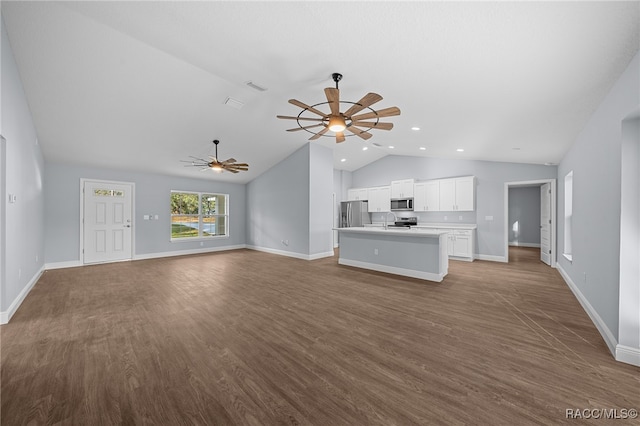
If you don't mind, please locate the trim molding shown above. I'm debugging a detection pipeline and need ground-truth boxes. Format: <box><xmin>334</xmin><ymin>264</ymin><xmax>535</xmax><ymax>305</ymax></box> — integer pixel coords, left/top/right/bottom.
<box><xmin>615</xmin><ymin>344</ymin><xmax>640</xmax><ymax>367</ymax></box>
<box><xmin>509</xmin><ymin>242</ymin><xmax>541</xmax><ymax>248</ymax></box>
<box><xmin>1</xmin><ymin>267</ymin><xmax>44</xmax><ymax>324</ymax></box>
<box><xmin>556</xmin><ymin>264</ymin><xmax>618</xmax><ymax>357</ymax></box>
<box><xmin>475</xmin><ymin>254</ymin><xmax>507</xmax><ymax>263</ymax></box>
<box><xmin>44</xmin><ymin>260</ymin><xmax>83</xmax><ymax>270</ymax></box>
<box><xmin>134</xmin><ymin>244</ymin><xmax>247</xmax><ymax>261</ymax></box>
<box><xmin>246</xmin><ymin>245</ymin><xmax>334</xmax><ymax>261</ymax></box>
<box><xmin>338</xmin><ymin>258</ymin><xmax>444</xmax><ymax>282</ymax></box>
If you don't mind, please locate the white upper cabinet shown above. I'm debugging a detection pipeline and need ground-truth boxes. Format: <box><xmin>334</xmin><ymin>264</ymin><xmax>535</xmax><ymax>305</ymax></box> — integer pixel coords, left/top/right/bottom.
<box><xmin>439</xmin><ymin>176</ymin><xmax>475</xmax><ymax>211</ymax></box>
<box><xmin>414</xmin><ymin>181</ymin><xmax>440</xmax><ymax>212</ymax></box>
<box><xmin>368</xmin><ymin>186</ymin><xmax>391</xmax><ymax>212</ymax></box>
<box><xmin>390</xmin><ymin>179</ymin><xmax>414</xmax><ymax>198</ymax></box>
<box><xmin>347</xmin><ymin>188</ymin><xmax>368</xmax><ymax>201</ymax></box>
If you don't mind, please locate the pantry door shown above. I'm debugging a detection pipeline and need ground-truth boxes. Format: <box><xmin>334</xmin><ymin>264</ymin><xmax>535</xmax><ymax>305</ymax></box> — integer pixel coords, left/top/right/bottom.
<box><xmin>82</xmin><ymin>180</ymin><xmax>133</xmax><ymax>264</ymax></box>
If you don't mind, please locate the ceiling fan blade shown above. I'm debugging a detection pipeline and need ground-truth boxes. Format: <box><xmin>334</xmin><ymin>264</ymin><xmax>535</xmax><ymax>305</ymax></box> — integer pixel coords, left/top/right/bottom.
<box><xmin>288</xmin><ymin>99</ymin><xmax>327</xmax><ymax>117</ymax></box>
<box><xmin>351</xmin><ymin>121</ymin><xmax>394</xmax><ymax>130</ymax></box>
<box><xmin>229</xmin><ymin>163</ymin><xmax>249</xmax><ymax>167</ymax></box>
<box><xmin>277</xmin><ymin>115</ymin><xmax>325</xmax><ymax>122</ymax></box>
<box><xmin>309</xmin><ymin>127</ymin><xmax>330</xmax><ymax>140</ymax></box>
<box><xmin>286</xmin><ymin>123</ymin><xmax>325</xmax><ymax>132</ymax></box>
<box><xmin>336</xmin><ymin>132</ymin><xmax>346</xmax><ymax>143</ymax></box>
<box><xmin>346</xmin><ymin>125</ymin><xmax>373</xmax><ymax>140</ymax></box>
<box><xmin>220</xmin><ymin>158</ymin><xmax>236</xmax><ymax>164</ymax></box>
<box><xmin>342</xmin><ymin>93</ymin><xmax>383</xmax><ymax>118</ymax></box>
<box><xmin>324</xmin><ymin>88</ymin><xmax>340</xmax><ymax>116</ymax></box>
<box><xmin>351</xmin><ymin>106</ymin><xmax>401</xmax><ymax>122</ymax></box>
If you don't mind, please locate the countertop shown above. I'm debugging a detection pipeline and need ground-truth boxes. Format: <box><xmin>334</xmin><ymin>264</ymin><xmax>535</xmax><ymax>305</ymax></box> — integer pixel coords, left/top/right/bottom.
<box><xmin>334</xmin><ymin>227</ymin><xmax>449</xmax><ymax>238</ymax></box>
<box><xmin>366</xmin><ymin>223</ymin><xmax>477</xmax><ymax>230</ymax></box>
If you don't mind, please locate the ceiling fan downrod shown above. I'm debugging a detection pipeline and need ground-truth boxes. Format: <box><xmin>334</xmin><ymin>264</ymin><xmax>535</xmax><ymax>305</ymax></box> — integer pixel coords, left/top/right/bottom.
<box><xmin>332</xmin><ymin>72</ymin><xmax>342</xmax><ymax>89</ymax></box>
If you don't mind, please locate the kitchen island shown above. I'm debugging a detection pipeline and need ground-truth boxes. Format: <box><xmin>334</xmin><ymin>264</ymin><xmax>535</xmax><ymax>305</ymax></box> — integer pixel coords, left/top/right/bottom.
<box><xmin>334</xmin><ymin>227</ymin><xmax>449</xmax><ymax>282</ymax></box>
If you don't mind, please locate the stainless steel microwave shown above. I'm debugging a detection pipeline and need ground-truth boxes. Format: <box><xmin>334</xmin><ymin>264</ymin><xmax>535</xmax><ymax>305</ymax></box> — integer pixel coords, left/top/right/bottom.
<box><xmin>390</xmin><ymin>198</ymin><xmax>414</xmax><ymax>211</ymax></box>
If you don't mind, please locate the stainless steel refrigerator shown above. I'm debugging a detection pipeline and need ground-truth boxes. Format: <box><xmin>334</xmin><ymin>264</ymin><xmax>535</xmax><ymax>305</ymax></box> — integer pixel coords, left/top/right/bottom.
<box><xmin>340</xmin><ymin>201</ymin><xmax>371</xmax><ymax>227</ymax></box>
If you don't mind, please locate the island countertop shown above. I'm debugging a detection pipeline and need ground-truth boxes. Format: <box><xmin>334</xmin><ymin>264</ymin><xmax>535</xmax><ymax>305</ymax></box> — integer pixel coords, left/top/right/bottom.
<box><xmin>333</xmin><ymin>227</ymin><xmax>449</xmax><ymax>237</ymax></box>
<box><xmin>334</xmin><ymin>227</ymin><xmax>449</xmax><ymax>282</ymax></box>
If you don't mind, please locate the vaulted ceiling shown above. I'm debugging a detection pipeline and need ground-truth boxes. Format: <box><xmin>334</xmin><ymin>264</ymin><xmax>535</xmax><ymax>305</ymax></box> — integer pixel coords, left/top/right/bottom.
<box><xmin>2</xmin><ymin>1</ymin><xmax>639</xmax><ymax>183</ymax></box>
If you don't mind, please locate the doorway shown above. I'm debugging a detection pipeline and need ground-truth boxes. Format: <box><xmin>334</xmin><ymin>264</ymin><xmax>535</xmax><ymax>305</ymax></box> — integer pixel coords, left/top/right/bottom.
<box><xmin>80</xmin><ymin>179</ymin><xmax>134</xmax><ymax>264</ymax></box>
<box><xmin>504</xmin><ymin>179</ymin><xmax>556</xmax><ymax>267</ymax></box>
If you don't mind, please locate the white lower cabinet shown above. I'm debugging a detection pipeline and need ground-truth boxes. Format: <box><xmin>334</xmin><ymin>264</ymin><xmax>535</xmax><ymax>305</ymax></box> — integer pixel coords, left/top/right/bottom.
<box><xmin>451</xmin><ymin>230</ymin><xmax>473</xmax><ymax>258</ymax></box>
<box><xmin>418</xmin><ymin>227</ymin><xmax>474</xmax><ymax>261</ymax></box>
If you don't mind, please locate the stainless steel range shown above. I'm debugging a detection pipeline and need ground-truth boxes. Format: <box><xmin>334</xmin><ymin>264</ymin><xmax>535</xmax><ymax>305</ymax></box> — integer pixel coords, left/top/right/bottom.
<box><xmin>388</xmin><ymin>216</ymin><xmax>418</xmax><ymax>228</ymax></box>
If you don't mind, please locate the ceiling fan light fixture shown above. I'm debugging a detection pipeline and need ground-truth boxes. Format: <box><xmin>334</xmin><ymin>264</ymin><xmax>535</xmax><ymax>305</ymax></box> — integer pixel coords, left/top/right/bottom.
<box><xmin>328</xmin><ymin>115</ymin><xmax>346</xmax><ymax>132</ymax></box>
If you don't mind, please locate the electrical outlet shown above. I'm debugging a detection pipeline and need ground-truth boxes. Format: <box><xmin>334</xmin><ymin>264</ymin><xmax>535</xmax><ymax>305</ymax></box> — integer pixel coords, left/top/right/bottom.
<box><xmin>281</xmin><ymin>239</ymin><xmax>289</xmax><ymax>246</ymax></box>
<box><xmin>444</xmin><ymin>216</ymin><xmax>448</xmax><ymax>221</ymax></box>
<box><xmin>35</xmin><ymin>254</ymin><xmax>38</xmax><ymax>262</ymax></box>
<box><xmin>200</xmin><ymin>242</ymin><xmax>204</xmax><ymax>247</ymax></box>
<box><xmin>18</xmin><ymin>268</ymin><xmax>21</xmax><ymax>279</ymax></box>
<box><xmin>154</xmin><ymin>215</ymin><xmax>159</xmax><ymax>220</ymax></box>
<box><xmin>583</xmin><ymin>272</ymin><xmax>587</xmax><ymax>283</ymax></box>
<box><xmin>459</xmin><ymin>216</ymin><xmax>463</xmax><ymax>220</ymax></box>
<box><xmin>374</xmin><ymin>248</ymin><xmax>379</xmax><ymax>255</ymax></box>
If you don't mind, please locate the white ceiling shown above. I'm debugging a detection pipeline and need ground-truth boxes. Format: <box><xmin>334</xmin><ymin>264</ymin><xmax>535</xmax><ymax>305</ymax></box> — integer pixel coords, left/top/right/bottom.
<box><xmin>2</xmin><ymin>1</ymin><xmax>639</xmax><ymax>183</ymax></box>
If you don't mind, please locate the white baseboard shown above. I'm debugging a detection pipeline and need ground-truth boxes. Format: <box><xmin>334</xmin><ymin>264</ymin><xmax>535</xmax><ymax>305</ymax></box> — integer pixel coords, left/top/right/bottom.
<box><xmin>475</xmin><ymin>254</ymin><xmax>507</xmax><ymax>263</ymax></box>
<box><xmin>44</xmin><ymin>260</ymin><xmax>82</xmax><ymax>270</ymax></box>
<box><xmin>615</xmin><ymin>344</ymin><xmax>640</xmax><ymax>367</ymax></box>
<box><xmin>1</xmin><ymin>266</ymin><xmax>44</xmax><ymax>324</ymax></box>
<box><xmin>44</xmin><ymin>245</ymin><xmax>247</xmax><ymax>270</ymax></box>
<box><xmin>246</xmin><ymin>245</ymin><xmax>334</xmax><ymax>261</ymax></box>
<box><xmin>556</xmin><ymin>264</ymin><xmax>618</xmax><ymax>357</ymax></box>
<box><xmin>134</xmin><ymin>244</ymin><xmax>247</xmax><ymax>261</ymax></box>
<box><xmin>338</xmin><ymin>258</ymin><xmax>445</xmax><ymax>282</ymax></box>
<box><xmin>509</xmin><ymin>242</ymin><xmax>541</xmax><ymax>248</ymax></box>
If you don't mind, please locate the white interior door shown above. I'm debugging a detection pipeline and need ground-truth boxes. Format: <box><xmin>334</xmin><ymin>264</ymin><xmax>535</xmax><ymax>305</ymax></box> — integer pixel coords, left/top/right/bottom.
<box><xmin>83</xmin><ymin>180</ymin><xmax>133</xmax><ymax>264</ymax></box>
<box><xmin>540</xmin><ymin>183</ymin><xmax>551</xmax><ymax>265</ymax></box>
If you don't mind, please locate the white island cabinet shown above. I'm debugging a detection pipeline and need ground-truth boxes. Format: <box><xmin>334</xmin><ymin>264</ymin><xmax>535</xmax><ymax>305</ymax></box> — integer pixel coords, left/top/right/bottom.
<box><xmin>334</xmin><ymin>227</ymin><xmax>449</xmax><ymax>282</ymax></box>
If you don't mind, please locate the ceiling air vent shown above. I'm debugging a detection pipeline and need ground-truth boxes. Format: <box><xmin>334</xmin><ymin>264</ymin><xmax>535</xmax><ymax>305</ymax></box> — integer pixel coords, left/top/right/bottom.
<box><xmin>245</xmin><ymin>81</ymin><xmax>268</xmax><ymax>92</ymax></box>
<box><xmin>224</xmin><ymin>97</ymin><xmax>244</xmax><ymax>110</ymax></box>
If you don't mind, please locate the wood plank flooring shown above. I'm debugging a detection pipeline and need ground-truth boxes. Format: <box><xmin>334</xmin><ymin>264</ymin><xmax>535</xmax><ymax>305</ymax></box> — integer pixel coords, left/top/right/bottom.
<box><xmin>1</xmin><ymin>247</ymin><xmax>638</xmax><ymax>425</ymax></box>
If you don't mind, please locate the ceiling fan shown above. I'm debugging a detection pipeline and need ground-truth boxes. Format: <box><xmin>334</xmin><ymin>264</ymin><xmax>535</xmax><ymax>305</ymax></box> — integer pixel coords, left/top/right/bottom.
<box><xmin>181</xmin><ymin>139</ymin><xmax>249</xmax><ymax>174</ymax></box>
<box><xmin>277</xmin><ymin>73</ymin><xmax>401</xmax><ymax>143</ymax></box>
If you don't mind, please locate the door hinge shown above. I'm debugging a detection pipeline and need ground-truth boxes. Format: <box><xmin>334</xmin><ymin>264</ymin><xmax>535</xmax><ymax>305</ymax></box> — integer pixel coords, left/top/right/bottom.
<box><xmin>549</xmin><ymin>250</ymin><xmax>551</xmax><ymax>254</ymax></box>
<box><xmin>549</xmin><ymin>219</ymin><xmax>551</xmax><ymax>224</ymax></box>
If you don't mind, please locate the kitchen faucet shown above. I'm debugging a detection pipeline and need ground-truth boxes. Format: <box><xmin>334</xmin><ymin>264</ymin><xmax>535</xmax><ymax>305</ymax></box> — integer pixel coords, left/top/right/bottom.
<box><xmin>384</xmin><ymin>211</ymin><xmax>397</xmax><ymax>229</ymax></box>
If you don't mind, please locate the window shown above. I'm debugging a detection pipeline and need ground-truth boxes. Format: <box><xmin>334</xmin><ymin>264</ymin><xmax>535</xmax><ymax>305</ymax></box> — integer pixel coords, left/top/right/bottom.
<box><xmin>563</xmin><ymin>171</ymin><xmax>573</xmax><ymax>261</ymax></box>
<box><xmin>170</xmin><ymin>191</ymin><xmax>228</xmax><ymax>240</ymax></box>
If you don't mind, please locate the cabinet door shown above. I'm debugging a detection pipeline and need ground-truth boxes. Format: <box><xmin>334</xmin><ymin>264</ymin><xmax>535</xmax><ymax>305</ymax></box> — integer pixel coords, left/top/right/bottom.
<box><xmin>390</xmin><ymin>181</ymin><xmax>403</xmax><ymax>199</ymax></box>
<box><xmin>401</xmin><ymin>179</ymin><xmax>414</xmax><ymax>198</ymax></box>
<box><xmin>454</xmin><ymin>177</ymin><xmax>474</xmax><ymax>211</ymax></box>
<box><xmin>357</xmin><ymin>188</ymin><xmax>369</xmax><ymax>201</ymax></box>
<box><xmin>367</xmin><ymin>188</ymin><xmax>379</xmax><ymax>212</ymax></box>
<box><xmin>425</xmin><ymin>181</ymin><xmax>440</xmax><ymax>211</ymax></box>
<box><xmin>439</xmin><ymin>179</ymin><xmax>455</xmax><ymax>211</ymax></box>
<box><xmin>452</xmin><ymin>231</ymin><xmax>472</xmax><ymax>257</ymax></box>
<box><xmin>413</xmin><ymin>183</ymin><xmax>427</xmax><ymax>212</ymax></box>
<box><xmin>347</xmin><ymin>189</ymin><xmax>358</xmax><ymax>201</ymax></box>
<box><xmin>377</xmin><ymin>186</ymin><xmax>390</xmax><ymax>212</ymax></box>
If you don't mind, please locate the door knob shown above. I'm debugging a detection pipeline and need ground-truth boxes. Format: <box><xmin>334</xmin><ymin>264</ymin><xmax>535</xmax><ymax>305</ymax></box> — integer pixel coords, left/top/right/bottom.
<box><xmin>124</xmin><ymin>225</ymin><xmax>131</xmax><ymax>228</ymax></box>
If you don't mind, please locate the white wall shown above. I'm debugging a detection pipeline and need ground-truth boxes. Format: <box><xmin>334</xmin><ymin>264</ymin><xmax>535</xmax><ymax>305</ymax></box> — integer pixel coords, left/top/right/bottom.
<box><xmin>557</xmin><ymin>51</ymin><xmax>639</xmax><ymax>354</ymax></box>
<box><xmin>351</xmin><ymin>156</ymin><xmax>556</xmax><ymax>260</ymax></box>
<box><xmin>618</xmin><ymin>112</ymin><xmax>639</xmax><ymax>365</ymax></box>
<box><xmin>508</xmin><ymin>186</ymin><xmax>541</xmax><ymax>246</ymax></box>
<box><xmin>308</xmin><ymin>144</ymin><xmax>333</xmax><ymax>256</ymax></box>
<box><xmin>44</xmin><ymin>162</ymin><xmax>247</xmax><ymax>266</ymax></box>
<box><xmin>1</xmin><ymin>16</ymin><xmax>45</xmax><ymax>321</ymax></box>
<box><xmin>246</xmin><ymin>143</ymin><xmax>333</xmax><ymax>259</ymax></box>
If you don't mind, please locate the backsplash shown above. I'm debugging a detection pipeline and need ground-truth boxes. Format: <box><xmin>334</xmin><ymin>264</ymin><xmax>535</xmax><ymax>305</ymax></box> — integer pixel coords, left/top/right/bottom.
<box><xmin>371</xmin><ymin>211</ymin><xmax>477</xmax><ymax>224</ymax></box>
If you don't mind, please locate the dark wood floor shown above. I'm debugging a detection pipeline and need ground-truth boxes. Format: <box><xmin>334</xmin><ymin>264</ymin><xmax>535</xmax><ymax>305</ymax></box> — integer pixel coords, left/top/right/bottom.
<box><xmin>1</xmin><ymin>247</ymin><xmax>638</xmax><ymax>425</ymax></box>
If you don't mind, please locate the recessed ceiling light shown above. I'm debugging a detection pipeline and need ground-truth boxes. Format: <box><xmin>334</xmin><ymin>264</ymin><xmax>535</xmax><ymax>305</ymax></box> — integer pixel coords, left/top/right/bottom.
<box><xmin>389</xmin><ymin>146</ymin><xmax>394</xmax><ymax>149</ymax></box>
<box><xmin>340</xmin><ymin>158</ymin><xmax>346</xmax><ymax>162</ymax></box>
<box><xmin>411</xmin><ymin>127</ymin><xmax>420</xmax><ymax>131</ymax></box>
<box><xmin>512</xmin><ymin>147</ymin><xmax>521</xmax><ymax>151</ymax></box>
<box><xmin>419</xmin><ymin>147</ymin><xmax>426</xmax><ymax>150</ymax></box>
<box><xmin>456</xmin><ymin>148</ymin><xmax>464</xmax><ymax>152</ymax></box>
<box><xmin>362</xmin><ymin>147</ymin><xmax>368</xmax><ymax>151</ymax></box>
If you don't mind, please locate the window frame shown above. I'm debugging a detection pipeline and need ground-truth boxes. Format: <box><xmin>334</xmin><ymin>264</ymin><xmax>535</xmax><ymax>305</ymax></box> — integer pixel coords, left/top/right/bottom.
<box><xmin>170</xmin><ymin>190</ymin><xmax>230</xmax><ymax>242</ymax></box>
